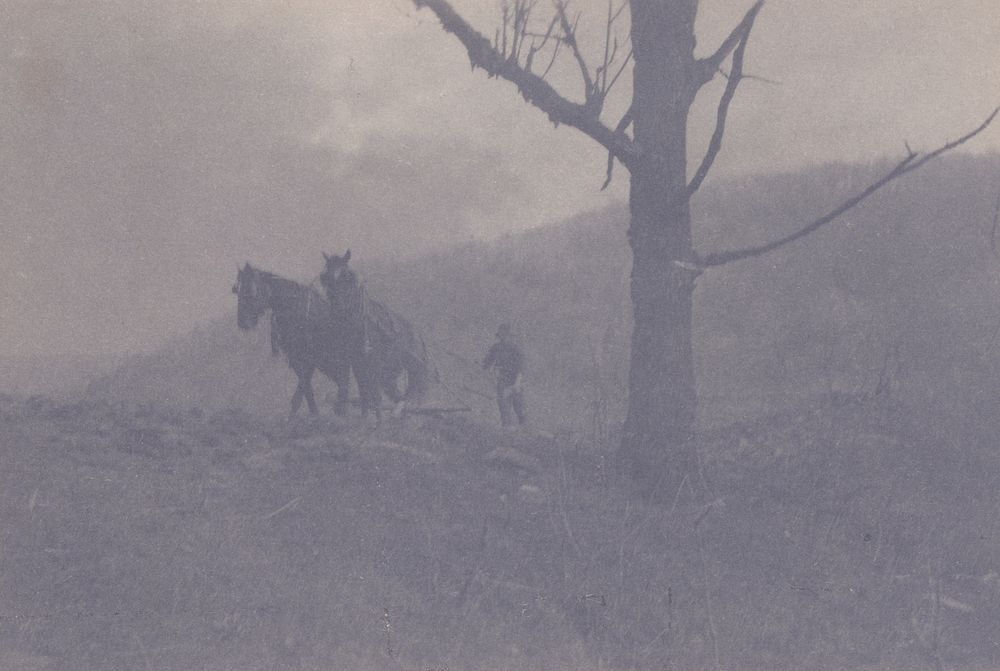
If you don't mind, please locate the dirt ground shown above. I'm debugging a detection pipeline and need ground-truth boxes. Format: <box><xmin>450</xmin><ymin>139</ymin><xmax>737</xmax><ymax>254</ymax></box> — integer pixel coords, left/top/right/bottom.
<box><xmin>2</xmin><ymin>394</ymin><xmax>999</xmax><ymax>670</ymax></box>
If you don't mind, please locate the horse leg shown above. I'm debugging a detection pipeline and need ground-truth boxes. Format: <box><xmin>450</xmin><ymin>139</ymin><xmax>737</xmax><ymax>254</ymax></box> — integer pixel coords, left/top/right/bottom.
<box><xmin>353</xmin><ymin>356</ymin><xmax>372</xmax><ymax>419</ymax></box>
<box><xmin>367</xmin><ymin>370</ymin><xmax>383</xmax><ymax>424</ymax></box>
<box><xmin>290</xmin><ymin>378</ymin><xmax>305</xmax><ymax>418</ymax></box>
<box><xmin>290</xmin><ymin>364</ymin><xmax>315</xmax><ymax>418</ymax></box>
<box><xmin>383</xmin><ymin>365</ymin><xmax>406</xmax><ymax>418</ymax></box>
<box><xmin>374</xmin><ymin>350</ymin><xmax>406</xmax><ymax>418</ymax></box>
<box><xmin>334</xmin><ymin>360</ymin><xmax>351</xmax><ymax>416</ymax></box>
<box><xmin>374</xmin><ymin>382</ymin><xmax>383</xmax><ymax>424</ymax></box>
<box><xmin>302</xmin><ymin>367</ymin><xmax>318</xmax><ymax>414</ymax></box>
<box><xmin>363</xmin><ymin>355</ymin><xmax>383</xmax><ymax>424</ymax></box>
<box><xmin>403</xmin><ymin>359</ymin><xmax>429</xmax><ymax>406</ymax></box>
<box><xmin>393</xmin><ymin>352</ymin><xmax>430</xmax><ymax>418</ymax></box>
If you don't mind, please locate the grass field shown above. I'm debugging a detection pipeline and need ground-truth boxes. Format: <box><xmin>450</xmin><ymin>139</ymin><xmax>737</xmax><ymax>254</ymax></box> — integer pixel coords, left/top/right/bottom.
<box><xmin>2</xmin><ymin>391</ymin><xmax>999</xmax><ymax>670</ymax></box>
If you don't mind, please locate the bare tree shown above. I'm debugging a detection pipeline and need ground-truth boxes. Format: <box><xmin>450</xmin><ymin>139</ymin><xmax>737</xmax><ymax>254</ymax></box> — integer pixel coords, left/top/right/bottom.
<box><xmin>409</xmin><ymin>0</ymin><xmax>997</xmax><ymax>494</ymax></box>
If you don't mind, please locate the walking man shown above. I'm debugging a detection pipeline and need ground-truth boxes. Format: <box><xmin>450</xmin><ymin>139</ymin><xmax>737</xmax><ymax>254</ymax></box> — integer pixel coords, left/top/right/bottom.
<box><xmin>483</xmin><ymin>323</ymin><xmax>527</xmax><ymax>427</ymax></box>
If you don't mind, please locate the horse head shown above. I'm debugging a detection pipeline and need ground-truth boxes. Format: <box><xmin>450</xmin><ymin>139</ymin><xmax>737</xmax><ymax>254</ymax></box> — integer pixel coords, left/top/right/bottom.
<box><xmin>319</xmin><ymin>249</ymin><xmax>355</xmax><ymax>303</ymax></box>
<box><xmin>234</xmin><ymin>262</ymin><xmax>269</xmax><ymax>330</ymax></box>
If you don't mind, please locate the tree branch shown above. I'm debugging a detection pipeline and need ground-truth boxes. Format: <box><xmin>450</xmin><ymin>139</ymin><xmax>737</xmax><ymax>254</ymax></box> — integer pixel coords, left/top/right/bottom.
<box><xmin>554</xmin><ymin>1</ymin><xmax>597</xmax><ymax>107</ymax></box>
<box><xmin>687</xmin><ymin>11</ymin><xmax>755</xmax><ymax>196</ymax></box>
<box><xmin>554</xmin><ymin>0</ymin><xmax>604</xmax><ymax>116</ymax></box>
<box><xmin>697</xmin><ymin>0</ymin><xmax>764</xmax><ymax>85</ymax></box>
<box><xmin>595</xmin><ymin>2</ymin><xmax>631</xmax><ymax>101</ymax></box>
<box><xmin>600</xmin><ymin>0</ymin><xmax>614</xmax><ymax>94</ymax></box>
<box><xmin>602</xmin><ymin>103</ymin><xmax>634</xmax><ymax>190</ymax></box>
<box><xmin>510</xmin><ymin>0</ymin><xmax>536</xmax><ymax>65</ymax></box>
<box><xmin>411</xmin><ymin>0</ymin><xmax>637</xmax><ymax>168</ymax></box>
<box><xmin>716</xmin><ymin>66</ymin><xmax>781</xmax><ymax>86</ymax></box>
<box><xmin>524</xmin><ymin>13</ymin><xmax>559</xmax><ymax>72</ymax></box>
<box><xmin>604</xmin><ymin>47</ymin><xmax>633</xmax><ymax>98</ymax></box>
<box><xmin>696</xmin><ymin>107</ymin><xmax>999</xmax><ymax>268</ymax></box>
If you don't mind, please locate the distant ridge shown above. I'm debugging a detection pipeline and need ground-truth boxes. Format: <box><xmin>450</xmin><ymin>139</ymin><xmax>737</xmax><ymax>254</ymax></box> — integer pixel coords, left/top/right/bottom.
<box><xmin>0</xmin><ymin>352</ymin><xmax>128</xmax><ymax>400</ymax></box>
<box><xmin>88</xmin><ymin>154</ymin><xmax>1000</xmax><ymax>429</ymax></box>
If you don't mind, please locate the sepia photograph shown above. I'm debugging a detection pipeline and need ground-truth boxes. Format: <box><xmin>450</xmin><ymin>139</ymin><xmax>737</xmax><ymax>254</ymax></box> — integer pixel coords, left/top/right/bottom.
<box><xmin>2</xmin><ymin>1</ymin><xmax>1000</xmax><ymax>668</ymax></box>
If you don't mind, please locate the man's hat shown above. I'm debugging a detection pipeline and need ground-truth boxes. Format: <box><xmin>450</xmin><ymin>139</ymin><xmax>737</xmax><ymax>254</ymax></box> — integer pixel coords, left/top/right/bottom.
<box><xmin>496</xmin><ymin>322</ymin><xmax>512</xmax><ymax>338</ymax></box>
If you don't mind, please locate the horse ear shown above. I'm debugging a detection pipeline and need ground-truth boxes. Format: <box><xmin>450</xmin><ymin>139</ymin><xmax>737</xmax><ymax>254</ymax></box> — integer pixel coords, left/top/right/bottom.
<box><xmin>322</xmin><ymin>252</ymin><xmax>330</xmax><ymax>262</ymax></box>
<box><xmin>344</xmin><ymin>249</ymin><xmax>351</xmax><ymax>262</ymax></box>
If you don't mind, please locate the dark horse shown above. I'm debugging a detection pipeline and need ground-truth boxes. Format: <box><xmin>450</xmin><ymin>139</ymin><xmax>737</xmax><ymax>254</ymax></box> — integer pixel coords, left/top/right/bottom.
<box><xmin>319</xmin><ymin>250</ymin><xmax>435</xmax><ymax>420</ymax></box>
<box><xmin>233</xmin><ymin>262</ymin><xmax>351</xmax><ymax>417</ymax></box>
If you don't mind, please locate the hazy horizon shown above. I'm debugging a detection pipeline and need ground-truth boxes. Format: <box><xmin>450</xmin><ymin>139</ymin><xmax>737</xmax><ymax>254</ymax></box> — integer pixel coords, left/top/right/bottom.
<box><xmin>3</xmin><ymin>0</ymin><xmax>999</xmax><ymax>358</ymax></box>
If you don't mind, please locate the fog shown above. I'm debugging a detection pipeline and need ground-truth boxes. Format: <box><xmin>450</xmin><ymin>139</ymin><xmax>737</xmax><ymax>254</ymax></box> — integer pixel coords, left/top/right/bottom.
<box><xmin>2</xmin><ymin>0</ymin><xmax>998</xmax><ymax>358</ymax></box>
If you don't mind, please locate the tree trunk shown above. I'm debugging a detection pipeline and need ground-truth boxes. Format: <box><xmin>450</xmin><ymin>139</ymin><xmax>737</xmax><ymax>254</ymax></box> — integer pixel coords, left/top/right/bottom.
<box><xmin>620</xmin><ymin>0</ymin><xmax>699</xmax><ymax>497</ymax></box>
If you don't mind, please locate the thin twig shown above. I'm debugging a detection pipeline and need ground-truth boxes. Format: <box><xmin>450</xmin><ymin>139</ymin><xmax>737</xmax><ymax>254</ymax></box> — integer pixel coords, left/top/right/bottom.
<box><xmin>554</xmin><ymin>0</ymin><xmax>595</xmax><ymax>103</ymax></box>
<box><xmin>697</xmin><ymin>0</ymin><xmax>765</xmax><ymax>84</ymax></box>
<box><xmin>540</xmin><ymin>34</ymin><xmax>563</xmax><ymax>79</ymax></box>
<box><xmin>525</xmin><ymin>13</ymin><xmax>559</xmax><ymax>72</ymax></box>
<box><xmin>716</xmin><ymin>66</ymin><xmax>781</xmax><ymax>86</ymax></box>
<box><xmin>610</xmin><ymin>0</ymin><xmax>628</xmax><ymax>24</ymax></box>
<box><xmin>499</xmin><ymin>2</ymin><xmax>509</xmax><ymax>58</ymax></box>
<box><xmin>603</xmin><ymin>46</ymin><xmax>632</xmax><ymax>98</ymax></box>
<box><xmin>511</xmin><ymin>0</ymin><xmax>533</xmax><ymax>64</ymax></box>
<box><xmin>600</xmin><ymin>0</ymin><xmax>613</xmax><ymax>94</ymax></box>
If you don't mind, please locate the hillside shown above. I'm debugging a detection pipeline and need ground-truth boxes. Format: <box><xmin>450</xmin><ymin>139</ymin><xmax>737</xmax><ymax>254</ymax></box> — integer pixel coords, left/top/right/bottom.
<box><xmin>88</xmin><ymin>154</ymin><xmax>1000</xmax><ymax>438</ymax></box>
<box><xmin>0</xmin><ymin>353</ymin><xmax>127</xmax><ymax>401</ymax></box>
<box><xmin>3</xmin><ymin>387</ymin><xmax>1000</xmax><ymax>670</ymax></box>
<box><xmin>8</xmin><ymin>154</ymin><xmax>1000</xmax><ymax>670</ymax></box>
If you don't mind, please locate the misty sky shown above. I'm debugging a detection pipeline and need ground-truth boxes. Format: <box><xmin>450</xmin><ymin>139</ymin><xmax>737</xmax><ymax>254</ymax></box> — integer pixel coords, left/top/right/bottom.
<box><xmin>2</xmin><ymin>0</ymin><xmax>998</xmax><ymax>357</ymax></box>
